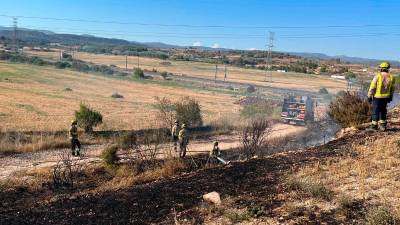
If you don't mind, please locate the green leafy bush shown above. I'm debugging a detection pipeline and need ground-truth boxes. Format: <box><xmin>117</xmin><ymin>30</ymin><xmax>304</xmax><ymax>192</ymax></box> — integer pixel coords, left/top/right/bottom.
<box><xmin>246</xmin><ymin>85</ymin><xmax>256</xmax><ymax>93</ymax></box>
<box><xmin>174</xmin><ymin>97</ymin><xmax>203</xmax><ymax>127</ymax></box>
<box><xmin>74</xmin><ymin>103</ymin><xmax>103</xmax><ymax>133</ymax></box>
<box><xmin>328</xmin><ymin>92</ymin><xmax>372</xmax><ymax>128</ymax></box>
<box><xmin>101</xmin><ymin>145</ymin><xmax>119</xmax><ymax>167</ymax></box>
<box><xmin>319</xmin><ymin>87</ymin><xmax>329</xmax><ymax>94</ymax></box>
<box><xmin>111</xmin><ymin>92</ymin><xmax>124</xmax><ymax>98</ymax></box>
<box><xmin>134</xmin><ymin>68</ymin><xmax>145</xmax><ymax>79</ymax></box>
<box><xmin>160</xmin><ymin>71</ymin><xmax>168</xmax><ymax>79</ymax></box>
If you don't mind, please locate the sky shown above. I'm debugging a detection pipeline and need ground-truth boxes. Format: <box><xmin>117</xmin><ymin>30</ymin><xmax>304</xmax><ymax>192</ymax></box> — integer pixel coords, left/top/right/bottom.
<box><xmin>0</xmin><ymin>0</ymin><xmax>399</xmax><ymax>60</ymax></box>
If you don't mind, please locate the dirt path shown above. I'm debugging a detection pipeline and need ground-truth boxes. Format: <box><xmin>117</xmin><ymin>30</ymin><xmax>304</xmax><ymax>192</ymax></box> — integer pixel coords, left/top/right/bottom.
<box><xmin>0</xmin><ymin>124</ymin><xmax>306</xmax><ymax>181</ymax></box>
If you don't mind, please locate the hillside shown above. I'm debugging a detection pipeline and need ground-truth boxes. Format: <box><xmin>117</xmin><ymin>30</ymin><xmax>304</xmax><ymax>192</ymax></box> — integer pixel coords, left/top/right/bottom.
<box><xmin>0</xmin><ymin>61</ymin><xmax>237</xmax><ymax>131</ymax></box>
<box><xmin>2</xmin><ymin>107</ymin><xmax>400</xmax><ymax>224</ymax></box>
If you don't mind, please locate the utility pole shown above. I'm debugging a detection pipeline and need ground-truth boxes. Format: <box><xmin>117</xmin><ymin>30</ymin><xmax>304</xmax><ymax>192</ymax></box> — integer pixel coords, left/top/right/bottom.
<box><xmin>224</xmin><ymin>64</ymin><xmax>227</xmax><ymax>81</ymax></box>
<box><xmin>138</xmin><ymin>53</ymin><xmax>140</xmax><ymax>69</ymax></box>
<box><xmin>214</xmin><ymin>64</ymin><xmax>218</xmax><ymax>82</ymax></box>
<box><xmin>125</xmin><ymin>55</ymin><xmax>128</xmax><ymax>71</ymax></box>
<box><xmin>265</xmin><ymin>31</ymin><xmax>275</xmax><ymax>82</ymax></box>
<box><xmin>12</xmin><ymin>17</ymin><xmax>18</xmax><ymax>53</ymax></box>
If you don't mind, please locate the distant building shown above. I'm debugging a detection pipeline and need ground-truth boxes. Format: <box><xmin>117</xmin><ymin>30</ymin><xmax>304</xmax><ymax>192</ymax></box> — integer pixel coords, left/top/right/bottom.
<box><xmin>277</xmin><ymin>70</ymin><xmax>286</xmax><ymax>73</ymax></box>
<box><xmin>331</xmin><ymin>75</ymin><xmax>346</xmax><ymax>80</ymax></box>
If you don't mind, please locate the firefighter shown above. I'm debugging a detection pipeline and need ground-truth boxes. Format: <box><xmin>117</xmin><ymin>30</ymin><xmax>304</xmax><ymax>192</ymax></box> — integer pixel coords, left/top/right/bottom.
<box><xmin>368</xmin><ymin>61</ymin><xmax>395</xmax><ymax>131</ymax></box>
<box><xmin>178</xmin><ymin>123</ymin><xmax>188</xmax><ymax>158</ymax></box>
<box><xmin>210</xmin><ymin>141</ymin><xmax>221</xmax><ymax>158</ymax></box>
<box><xmin>69</xmin><ymin>120</ymin><xmax>81</xmax><ymax>156</ymax></box>
<box><xmin>209</xmin><ymin>141</ymin><xmax>229</xmax><ymax>165</ymax></box>
<box><xmin>171</xmin><ymin>120</ymin><xmax>180</xmax><ymax>151</ymax></box>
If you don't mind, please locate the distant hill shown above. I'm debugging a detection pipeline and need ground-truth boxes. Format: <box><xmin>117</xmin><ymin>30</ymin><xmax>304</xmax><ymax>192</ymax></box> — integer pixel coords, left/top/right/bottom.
<box><xmin>289</xmin><ymin>52</ymin><xmax>399</xmax><ymax>67</ymax></box>
<box><xmin>0</xmin><ymin>26</ymin><xmax>395</xmax><ymax>66</ymax></box>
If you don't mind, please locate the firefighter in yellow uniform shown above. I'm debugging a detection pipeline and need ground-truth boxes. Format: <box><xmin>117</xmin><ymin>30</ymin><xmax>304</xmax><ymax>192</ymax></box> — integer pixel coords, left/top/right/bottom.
<box><xmin>178</xmin><ymin>123</ymin><xmax>188</xmax><ymax>158</ymax></box>
<box><xmin>368</xmin><ymin>61</ymin><xmax>395</xmax><ymax>131</ymax></box>
<box><xmin>69</xmin><ymin>120</ymin><xmax>81</xmax><ymax>156</ymax></box>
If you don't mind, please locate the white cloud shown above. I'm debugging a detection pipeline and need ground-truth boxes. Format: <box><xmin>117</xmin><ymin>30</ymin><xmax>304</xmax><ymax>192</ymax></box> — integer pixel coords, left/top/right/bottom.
<box><xmin>192</xmin><ymin>41</ymin><xmax>202</xmax><ymax>47</ymax></box>
<box><xmin>248</xmin><ymin>47</ymin><xmax>257</xmax><ymax>51</ymax></box>
<box><xmin>211</xmin><ymin>43</ymin><xmax>220</xmax><ymax>49</ymax></box>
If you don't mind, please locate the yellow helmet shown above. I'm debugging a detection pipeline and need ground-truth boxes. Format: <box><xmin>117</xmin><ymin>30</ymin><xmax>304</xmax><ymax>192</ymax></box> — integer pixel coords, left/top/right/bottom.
<box><xmin>379</xmin><ymin>61</ymin><xmax>390</xmax><ymax>70</ymax></box>
<box><xmin>213</xmin><ymin>141</ymin><xmax>219</xmax><ymax>146</ymax></box>
<box><xmin>71</xmin><ymin>120</ymin><xmax>77</xmax><ymax>125</ymax></box>
<box><xmin>182</xmin><ymin>123</ymin><xmax>186</xmax><ymax>128</ymax></box>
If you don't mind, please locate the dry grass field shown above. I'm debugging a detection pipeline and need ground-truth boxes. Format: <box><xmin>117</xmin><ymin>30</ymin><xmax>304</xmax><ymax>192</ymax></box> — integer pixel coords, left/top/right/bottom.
<box><xmin>0</xmin><ymin>61</ymin><xmax>238</xmax><ymax>131</ymax></box>
<box><xmin>27</xmin><ymin>50</ymin><xmax>347</xmax><ymax>94</ymax></box>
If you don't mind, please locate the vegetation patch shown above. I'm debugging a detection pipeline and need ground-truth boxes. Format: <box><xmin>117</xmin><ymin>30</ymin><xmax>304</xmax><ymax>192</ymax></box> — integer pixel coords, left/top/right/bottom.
<box><xmin>285</xmin><ymin>176</ymin><xmax>334</xmax><ymax>201</ymax></box>
<box><xmin>328</xmin><ymin>91</ymin><xmax>371</xmax><ymax>127</ymax></box>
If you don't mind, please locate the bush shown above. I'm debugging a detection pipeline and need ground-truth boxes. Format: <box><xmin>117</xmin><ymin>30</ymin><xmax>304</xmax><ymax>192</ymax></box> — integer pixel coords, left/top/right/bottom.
<box><xmin>174</xmin><ymin>97</ymin><xmax>203</xmax><ymax>127</ymax></box>
<box><xmin>55</xmin><ymin>61</ymin><xmax>71</xmax><ymax>69</ymax></box>
<box><xmin>134</xmin><ymin>68</ymin><xmax>145</xmax><ymax>79</ymax></box>
<box><xmin>345</xmin><ymin>72</ymin><xmax>356</xmax><ymax>80</ymax></box>
<box><xmin>111</xmin><ymin>92</ymin><xmax>124</xmax><ymax>98</ymax></box>
<box><xmin>239</xmin><ymin>118</ymin><xmax>271</xmax><ymax>158</ymax></box>
<box><xmin>64</xmin><ymin>87</ymin><xmax>72</xmax><ymax>92</ymax></box>
<box><xmin>366</xmin><ymin>206</ymin><xmax>400</xmax><ymax>225</ymax></box>
<box><xmin>74</xmin><ymin>103</ymin><xmax>103</xmax><ymax>133</ymax></box>
<box><xmin>319</xmin><ymin>87</ymin><xmax>329</xmax><ymax>94</ymax></box>
<box><xmin>246</xmin><ymin>85</ymin><xmax>256</xmax><ymax>93</ymax></box>
<box><xmin>336</xmin><ymin>90</ymin><xmax>346</xmax><ymax>97</ymax></box>
<box><xmin>160</xmin><ymin>71</ymin><xmax>168</xmax><ymax>79</ymax></box>
<box><xmin>101</xmin><ymin>145</ymin><xmax>119</xmax><ymax>167</ymax></box>
<box><xmin>328</xmin><ymin>92</ymin><xmax>372</xmax><ymax>127</ymax></box>
<box><xmin>286</xmin><ymin>177</ymin><xmax>334</xmax><ymax>201</ymax></box>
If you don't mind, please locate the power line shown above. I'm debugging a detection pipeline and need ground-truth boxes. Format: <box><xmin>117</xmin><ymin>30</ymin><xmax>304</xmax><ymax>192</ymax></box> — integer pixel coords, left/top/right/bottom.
<box><xmin>6</xmin><ymin>25</ymin><xmax>400</xmax><ymax>40</ymax></box>
<box><xmin>2</xmin><ymin>14</ymin><xmax>400</xmax><ymax>29</ymax></box>
<box><xmin>265</xmin><ymin>32</ymin><xmax>274</xmax><ymax>82</ymax></box>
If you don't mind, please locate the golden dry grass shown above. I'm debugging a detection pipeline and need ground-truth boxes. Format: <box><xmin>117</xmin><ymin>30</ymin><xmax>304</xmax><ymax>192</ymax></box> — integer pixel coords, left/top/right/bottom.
<box><xmin>0</xmin><ymin>61</ymin><xmax>237</xmax><ymax>131</ymax></box>
<box><xmin>26</xmin><ymin>50</ymin><xmax>347</xmax><ymax>94</ymax></box>
<box><xmin>291</xmin><ymin>133</ymin><xmax>400</xmax><ymax>213</ymax></box>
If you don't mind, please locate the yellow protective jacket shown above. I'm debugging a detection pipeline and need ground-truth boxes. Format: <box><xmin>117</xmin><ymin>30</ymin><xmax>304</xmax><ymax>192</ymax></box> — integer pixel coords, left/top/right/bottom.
<box><xmin>368</xmin><ymin>72</ymin><xmax>395</xmax><ymax>98</ymax></box>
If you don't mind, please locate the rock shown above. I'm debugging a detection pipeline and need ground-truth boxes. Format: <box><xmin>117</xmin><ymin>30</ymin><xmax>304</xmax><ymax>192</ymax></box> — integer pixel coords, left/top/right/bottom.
<box><xmin>203</xmin><ymin>192</ymin><xmax>221</xmax><ymax>205</ymax></box>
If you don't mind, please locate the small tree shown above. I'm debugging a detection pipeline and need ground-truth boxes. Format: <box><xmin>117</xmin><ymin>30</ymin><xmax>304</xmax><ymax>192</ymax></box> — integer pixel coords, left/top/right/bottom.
<box><xmin>175</xmin><ymin>97</ymin><xmax>203</xmax><ymax>127</ymax></box>
<box><xmin>154</xmin><ymin>96</ymin><xmax>203</xmax><ymax>128</ymax></box>
<box><xmin>134</xmin><ymin>68</ymin><xmax>145</xmax><ymax>79</ymax></box>
<box><xmin>328</xmin><ymin>92</ymin><xmax>371</xmax><ymax>128</ymax></box>
<box><xmin>240</xmin><ymin>119</ymin><xmax>271</xmax><ymax>158</ymax></box>
<box><xmin>75</xmin><ymin>103</ymin><xmax>103</xmax><ymax>133</ymax></box>
<box><xmin>154</xmin><ymin>96</ymin><xmax>176</xmax><ymax>129</ymax></box>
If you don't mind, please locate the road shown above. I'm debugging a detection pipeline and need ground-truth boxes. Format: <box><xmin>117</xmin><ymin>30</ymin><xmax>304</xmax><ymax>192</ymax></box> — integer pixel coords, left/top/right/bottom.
<box><xmin>0</xmin><ymin>124</ymin><xmax>307</xmax><ymax>181</ymax></box>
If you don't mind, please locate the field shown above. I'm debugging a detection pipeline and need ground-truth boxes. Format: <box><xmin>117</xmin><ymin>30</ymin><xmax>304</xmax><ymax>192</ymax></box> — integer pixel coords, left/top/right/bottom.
<box><xmin>27</xmin><ymin>50</ymin><xmax>347</xmax><ymax>94</ymax></box>
<box><xmin>0</xmin><ymin>61</ymin><xmax>238</xmax><ymax>131</ymax></box>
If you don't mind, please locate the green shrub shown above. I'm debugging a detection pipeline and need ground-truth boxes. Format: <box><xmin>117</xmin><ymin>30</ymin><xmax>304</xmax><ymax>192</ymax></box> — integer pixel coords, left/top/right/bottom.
<box><xmin>286</xmin><ymin>177</ymin><xmax>334</xmax><ymax>201</ymax></box>
<box><xmin>134</xmin><ymin>68</ymin><xmax>145</xmax><ymax>79</ymax></box>
<box><xmin>74</xmin><ymin>103</ymin><xmax>103</xmax><ymax>133</ymax></box>
<box><xmin>328</xmin><ymin>91</ymin><xmax>372</xmax><ymax>127</ymax></box>
<box><xmin>111</xmin><ymin>92</ymin><xmax>124</xmax><ymax>98</ymax></box>
<box><xmin>55</xmin><ymin>61</ymin><xmax>71</xmax><ymax>69</ymax></box>
<box><xmin>160</xmin><ymin>71</ymin><xmax>168</xmax><ymax>79</ymax></box>
<box><xmin>174</xmin><ymin>97</ymin><xmax>203</xmax><ymax>127</ymax></box>
<box><xmin>64</xmin><ymin>87</ymin><xmax>73</xmax><ymax>91</ymax></box>
<box><xmin>336</xmin><ymin>90</ymin><xmax>346</xmax><ymax>97</ymax></box>
<box><xmin>319</xmin><ymin>87</ymin><xmax>329</xmax><ymax>94</ymax></box>
<box><xmin>366</xmin><ymin>206</ymin><xmax>400</xmax><ymax>225</ymax></box>
<box><xmin>246</xmin><ymin>85</ymin><xmax>256</xmax><ymax>93</ymax></box>
<box><xmin>101</xmin><ymin>145</ymin><xmax>119</xmax><ymax>166</ymax></box>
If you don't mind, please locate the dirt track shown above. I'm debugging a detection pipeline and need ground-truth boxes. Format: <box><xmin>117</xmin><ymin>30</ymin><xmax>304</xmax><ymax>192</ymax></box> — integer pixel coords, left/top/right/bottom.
<box><xmin>0</xmin><ymin>124</ymin><xmax>306</xmax><ymax>181</ymax></box>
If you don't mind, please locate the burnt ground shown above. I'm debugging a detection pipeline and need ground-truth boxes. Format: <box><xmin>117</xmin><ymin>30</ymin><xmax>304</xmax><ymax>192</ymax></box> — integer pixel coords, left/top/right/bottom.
<box><xmin>0</xmin><ymin>126</ymin><xmax>397</xmax><ymax>225</ymax></box>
